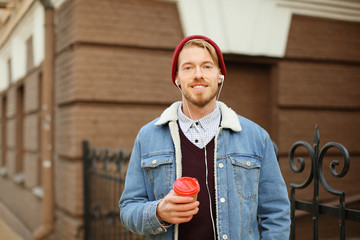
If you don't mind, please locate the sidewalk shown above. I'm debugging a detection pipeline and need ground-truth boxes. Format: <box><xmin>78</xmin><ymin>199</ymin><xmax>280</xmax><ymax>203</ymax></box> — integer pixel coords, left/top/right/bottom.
<box><xmin>0</xmin><ymin>218</ymin><xmax>23</xmax><ymax>240</ymax></box>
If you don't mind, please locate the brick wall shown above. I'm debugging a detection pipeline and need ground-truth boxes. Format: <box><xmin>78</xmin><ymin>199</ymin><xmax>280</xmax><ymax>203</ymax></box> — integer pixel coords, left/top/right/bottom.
<box><xmin>220</xmin><ymin>62</ymin><xmax>272</xmax><ymax>132</ymax></box>
<box><xmin>56</xmin><ymin>45</ymin><xmax>177</xmax><ymax>105</ymax></box>
<box><xmin>286</xmin><ymin>14</ymin><xmax>360</xmax><ymax>62</ymax></box>
<box><xmin>75</xmin><ymin>0</ymin><xmax>182</xmax><ymax>48</ymax></box>
<box><xmin>279</xmin><ymin>15</ymin><xmax>360</xmax><ymax>203</ymax></box>
<box><xmin>53</xmin><ymin>0</ymin><xmax>184</xmax><ymax>238</ymax></box>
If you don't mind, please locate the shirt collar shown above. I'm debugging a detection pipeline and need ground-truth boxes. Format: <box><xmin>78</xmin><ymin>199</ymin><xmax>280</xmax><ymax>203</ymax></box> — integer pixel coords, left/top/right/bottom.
<box><xmin>155</xmin><ymin>101</ymin><xmax>242</xmax><ymax>133</ymax></box>
<box><xmin>177</xmin><ymin>103</ymin><xmax>221</xmax><ymax>133</ymax></box>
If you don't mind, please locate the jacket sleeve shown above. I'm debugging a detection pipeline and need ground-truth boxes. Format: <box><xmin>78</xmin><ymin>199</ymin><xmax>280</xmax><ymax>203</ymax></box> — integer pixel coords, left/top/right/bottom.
<box><xmin>257</xmin><ymin>134</ymin><xmax>291</xmax><ymax>239</ymax></box>
<box><xmin>119</xmin><ymin>134</ymin><xmax>168</xmax><ymax>235</ymax></box>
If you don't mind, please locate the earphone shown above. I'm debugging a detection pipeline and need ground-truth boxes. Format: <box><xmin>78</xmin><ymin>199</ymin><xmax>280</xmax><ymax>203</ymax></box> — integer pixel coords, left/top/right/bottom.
<box><xmin>175</xmin><ymin>79</ymin><xmax>180</xmax><ymax>87</ymax></box>
<box><xmin>219</xmin><ymin>75</ymin><xmax>224</xmax><ymax>82</ymax></box>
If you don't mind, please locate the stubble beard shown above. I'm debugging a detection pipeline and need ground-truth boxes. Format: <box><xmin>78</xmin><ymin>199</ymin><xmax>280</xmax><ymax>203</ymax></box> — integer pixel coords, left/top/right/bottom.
<box><xmin>183</xmin><ymin>87</ymin><xmax>218</xmax><ymax>107</ymax></box>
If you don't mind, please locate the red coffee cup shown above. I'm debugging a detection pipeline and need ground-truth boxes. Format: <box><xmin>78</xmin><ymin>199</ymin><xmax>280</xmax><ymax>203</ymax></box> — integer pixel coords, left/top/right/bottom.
<box><xmin>173</xmin><ymin>177</ymin><xmax>200</xmax><ymax>200</ymax></box>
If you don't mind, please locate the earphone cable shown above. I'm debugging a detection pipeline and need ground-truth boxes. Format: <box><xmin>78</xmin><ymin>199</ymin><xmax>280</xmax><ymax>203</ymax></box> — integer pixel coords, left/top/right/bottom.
<box><xmin>175</xmin><ymin>75</ymin><xmax>224</xmax><ymax>240</ymax></box>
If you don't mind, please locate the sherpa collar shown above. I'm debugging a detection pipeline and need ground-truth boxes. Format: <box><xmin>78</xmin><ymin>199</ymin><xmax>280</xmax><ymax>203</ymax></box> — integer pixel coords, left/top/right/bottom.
<box><xmin>155</xmin><ymin>101</ymin><xmax>242</xmax><ymax>132</ymax></box>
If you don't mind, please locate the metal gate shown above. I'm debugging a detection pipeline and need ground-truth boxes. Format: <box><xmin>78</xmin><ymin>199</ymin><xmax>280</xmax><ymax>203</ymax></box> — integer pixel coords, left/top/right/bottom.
<box><xmin>82</xmin><ymin>140</ymin><xmax>142</xmax><ymax>240</ymax></box>
<box><xmin>289</xmin><ymin>125</ymin><xmax>360</xmax><ymax>239</ymax></box>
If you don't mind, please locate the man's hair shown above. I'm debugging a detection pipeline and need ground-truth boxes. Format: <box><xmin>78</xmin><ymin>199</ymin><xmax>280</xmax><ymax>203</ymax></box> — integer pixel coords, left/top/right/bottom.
<box><xmin>181</xmin><ymin>39</ymin><xmax>220</xmax><ymax>69</ymax></box>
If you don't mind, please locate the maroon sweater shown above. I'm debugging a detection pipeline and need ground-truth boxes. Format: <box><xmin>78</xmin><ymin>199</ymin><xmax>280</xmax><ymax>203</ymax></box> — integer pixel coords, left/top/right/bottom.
<box><xmin>178</xmin><ymin>128</ymin><xmax>217</xmax><ymax>240</ymax></box>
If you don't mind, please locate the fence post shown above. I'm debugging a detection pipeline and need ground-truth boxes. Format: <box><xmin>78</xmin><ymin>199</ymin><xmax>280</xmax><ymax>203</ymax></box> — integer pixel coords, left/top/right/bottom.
<box><xmin>312</xmin><ymin>127</ymin><xmax>320</xmax><ymax>240</ymax></box>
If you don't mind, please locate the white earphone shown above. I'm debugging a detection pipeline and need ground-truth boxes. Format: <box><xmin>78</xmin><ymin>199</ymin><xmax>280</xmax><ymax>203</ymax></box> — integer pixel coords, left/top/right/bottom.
<box><xmin>219</xmin><ymin>75</ymin><xmax>224</xmax><ymax>82</ymax></box>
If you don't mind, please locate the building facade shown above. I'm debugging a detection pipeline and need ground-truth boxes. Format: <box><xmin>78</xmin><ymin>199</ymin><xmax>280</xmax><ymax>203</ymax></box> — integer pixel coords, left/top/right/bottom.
<box><xmin>0</xmin><ymin>0</ymin><xmax>359</xmax><ymax>239</ymax></box>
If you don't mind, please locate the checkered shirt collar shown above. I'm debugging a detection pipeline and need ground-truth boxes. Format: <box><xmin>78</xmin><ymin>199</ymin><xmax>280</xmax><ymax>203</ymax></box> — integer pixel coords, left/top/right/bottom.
<box><xmin>177</xmin><ymin>103</ymin><xmax>221</xmax><ymax>133</ymax></box>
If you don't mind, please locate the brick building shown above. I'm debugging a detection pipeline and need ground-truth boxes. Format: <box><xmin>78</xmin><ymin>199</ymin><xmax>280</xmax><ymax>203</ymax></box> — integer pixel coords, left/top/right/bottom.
<box><xmin>0</xmin><ymin>0</ymin><xmax>359</xmax><ymax>239</ymax></box>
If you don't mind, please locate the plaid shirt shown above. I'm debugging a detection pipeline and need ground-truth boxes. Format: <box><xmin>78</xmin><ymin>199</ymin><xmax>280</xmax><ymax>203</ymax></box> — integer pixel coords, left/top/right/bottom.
<box><xmin>178</xmin><ymin>103</ymin><xmax>221</xmax><ymax>149</ymax></box>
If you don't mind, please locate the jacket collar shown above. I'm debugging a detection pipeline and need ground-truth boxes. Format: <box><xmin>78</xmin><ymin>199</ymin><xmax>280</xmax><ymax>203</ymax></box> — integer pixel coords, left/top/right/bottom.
<box><xmin>155</xmin><ymin>101</ymin><xmax>242</xmax><ymax>132</ymax></box>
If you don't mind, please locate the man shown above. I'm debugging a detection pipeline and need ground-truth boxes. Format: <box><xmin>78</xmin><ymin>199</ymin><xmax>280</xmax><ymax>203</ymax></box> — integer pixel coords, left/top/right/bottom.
<box><xmin>119</xmin><ymin>35</ymin><xmax>290</xmax><ymax>240</ymax></box>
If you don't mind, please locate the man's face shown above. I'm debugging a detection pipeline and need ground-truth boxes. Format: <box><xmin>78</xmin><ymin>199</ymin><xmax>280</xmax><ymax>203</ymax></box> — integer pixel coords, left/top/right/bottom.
<box><xmin>176</xmin><ymin>46</ymin><xmax>221</xmax><ymax>108</ymax></box>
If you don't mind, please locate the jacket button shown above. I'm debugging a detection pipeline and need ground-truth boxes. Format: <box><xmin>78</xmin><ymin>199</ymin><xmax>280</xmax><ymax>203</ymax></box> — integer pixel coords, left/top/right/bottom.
<box><xmin>246</xmin><ymin>161</ymin><xmax>251</xmax><ymax>166</ymax></box>
<box><xmin>222</xmin><ymin>234</ymin><xmax>228</xmax><ymax>239</ymax></box>
<box><xmin>220</xmin><ymin>197</ymin><xmax>226</xmax><ymax>203</ymax></box>
<box><xmin>218</xmin><ymin>163</ymin><xmax>224</xmax><ymax>168</ymax></box>
<box><xmin>152</xmin><ymin>160</ymin><xmax>157</xmax><ymax>165</ymax></box>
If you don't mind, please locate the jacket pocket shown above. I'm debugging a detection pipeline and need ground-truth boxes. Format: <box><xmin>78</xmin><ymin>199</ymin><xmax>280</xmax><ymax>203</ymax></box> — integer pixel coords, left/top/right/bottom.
<box><xmin>141</xmin><ymin>153</ymin><xmax>174</xmax><ymax>199</ymax></box>
<box><xmin>230</xmin><ymin>155</ymin><xmax>261</xmax><ymax>200</ymax></box>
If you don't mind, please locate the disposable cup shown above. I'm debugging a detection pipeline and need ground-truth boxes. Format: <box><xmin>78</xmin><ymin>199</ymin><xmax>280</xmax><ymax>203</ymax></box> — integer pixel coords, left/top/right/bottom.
<box><xmin>173</xmin><ymin>177</ymin><xmax>200</xmax><ymax>200</ymax></box>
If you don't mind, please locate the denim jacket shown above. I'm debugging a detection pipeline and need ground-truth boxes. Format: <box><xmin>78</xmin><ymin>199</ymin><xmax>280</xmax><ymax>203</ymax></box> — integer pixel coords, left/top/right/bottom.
<box><xmin>119</xmin><ymin>101</ymin><xmax>290</xmax><ymax>240</ymax></box>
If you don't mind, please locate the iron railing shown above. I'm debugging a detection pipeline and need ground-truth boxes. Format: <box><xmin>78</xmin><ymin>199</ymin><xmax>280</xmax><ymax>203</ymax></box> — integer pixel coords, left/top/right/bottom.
<box><xmin>82</xmin><ymin>140</ymin><xmax>142</xmax><ymax>240</ymax></box>
<box><xmin>289</xmin><ymin>125</ymin><xmax>360</xmax><ymax>240</ymax></box>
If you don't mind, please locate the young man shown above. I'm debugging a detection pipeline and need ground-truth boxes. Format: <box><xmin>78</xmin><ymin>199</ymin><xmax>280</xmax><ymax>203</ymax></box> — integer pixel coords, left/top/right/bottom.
<box><xmin>119</xmin><ymin>35</ymin><xmax>290</xmax><ymax>240</ymax></box>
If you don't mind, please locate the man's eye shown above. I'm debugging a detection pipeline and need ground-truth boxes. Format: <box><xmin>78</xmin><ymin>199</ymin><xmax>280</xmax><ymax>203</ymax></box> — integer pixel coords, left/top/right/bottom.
<box><xmin>184</xmin><ymin>66</ymin><xmax>192</xmax><ymax>70</ymax></box>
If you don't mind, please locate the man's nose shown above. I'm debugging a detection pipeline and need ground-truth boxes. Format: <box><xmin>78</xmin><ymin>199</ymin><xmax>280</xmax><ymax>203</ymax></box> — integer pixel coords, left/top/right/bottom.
<box><xmin>194</xmin><ymin>66</ymin><xmax>203</xmax><ymax>79</ymax></box>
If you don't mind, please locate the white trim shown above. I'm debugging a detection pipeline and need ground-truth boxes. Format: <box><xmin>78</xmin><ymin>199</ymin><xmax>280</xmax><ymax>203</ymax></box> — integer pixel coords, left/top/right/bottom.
<box><xmin>0</xmin><ymin>39</ymin><xmax>10</xmax><ymax>91</ymax></box>
<box><xmin>51</xmin><ymin>0</ymin><xmax>67</xmax><ymax>9</ymax></box>
<box><xmin>0</xmin><ymin>1</ymin><xmax>44</xmax><ymax>85</ymax></box>
<box><xmin>177</xmin><ymin>0</ymin><xmax>360</xmax><ymax>57</ymax></box>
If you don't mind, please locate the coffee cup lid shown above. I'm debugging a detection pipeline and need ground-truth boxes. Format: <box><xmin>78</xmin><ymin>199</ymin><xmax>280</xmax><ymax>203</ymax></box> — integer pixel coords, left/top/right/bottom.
<box><xmin>173</xmin><ymin>177</ymin><xmax>200</xmax><ymax>196</ymax></box>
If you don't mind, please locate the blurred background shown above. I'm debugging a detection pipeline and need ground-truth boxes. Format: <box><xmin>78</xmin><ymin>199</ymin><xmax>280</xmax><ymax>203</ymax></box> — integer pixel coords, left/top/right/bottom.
<box><xmin>0</xmin><ymin>0</ymin><xmax>359</xmax><ymax>239</ymax></box>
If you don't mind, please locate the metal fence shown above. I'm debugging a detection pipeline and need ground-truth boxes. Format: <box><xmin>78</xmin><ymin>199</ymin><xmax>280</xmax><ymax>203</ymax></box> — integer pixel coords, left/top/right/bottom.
<box><xmin>289</xmin><ymin>125</ymin><xmax>360</xmax><ymax>239</ymax></box>
<box><xmin>82</xmin><ymin>126</ymin><xmax>360</xmax><ymax>240</ymax></box>
<box><xmin>82</xmin><ymin>141</ymin><xmax>142</xmax><ymax>240</ymax></box>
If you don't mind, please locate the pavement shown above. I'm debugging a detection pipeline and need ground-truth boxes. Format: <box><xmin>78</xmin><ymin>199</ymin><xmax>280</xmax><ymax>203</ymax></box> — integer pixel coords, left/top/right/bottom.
<box><xmin>0</xmin><ymin>218</ymin><xmax>23</xmax><ymax>240</ymax></box>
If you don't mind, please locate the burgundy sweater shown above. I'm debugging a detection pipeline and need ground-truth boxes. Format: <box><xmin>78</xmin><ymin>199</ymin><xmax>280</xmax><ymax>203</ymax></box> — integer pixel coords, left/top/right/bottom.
<box><xmin>178</xmin><ymin>128</ymin><xmax>217</xmax><ymax>240</ymax></box>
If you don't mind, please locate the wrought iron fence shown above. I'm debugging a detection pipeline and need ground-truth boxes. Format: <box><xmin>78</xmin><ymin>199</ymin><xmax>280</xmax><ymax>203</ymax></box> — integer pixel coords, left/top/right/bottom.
<box><xmin>82</xmin><ymin>140</ymin><xmax>143</xmax><ymax>240</ymax></box>
<box><xmin>289</xmin><ymin>125</ymin><xmax>360</xmax><ymax>240</ymax></box>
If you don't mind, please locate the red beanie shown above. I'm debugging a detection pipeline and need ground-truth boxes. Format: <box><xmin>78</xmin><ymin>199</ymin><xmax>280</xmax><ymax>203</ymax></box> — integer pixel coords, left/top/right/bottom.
<box><xmin>171</xmin><ymin>35</ymin><xmax>227</xmax><ymax>86</ymax></box>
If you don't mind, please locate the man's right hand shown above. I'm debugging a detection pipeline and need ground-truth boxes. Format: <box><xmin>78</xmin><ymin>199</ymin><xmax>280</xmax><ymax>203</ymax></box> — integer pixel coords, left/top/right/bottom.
<box><xmin>156</xmin><ymin>190</ymin><xmax>200</xmax><ymax>224</ymax></box>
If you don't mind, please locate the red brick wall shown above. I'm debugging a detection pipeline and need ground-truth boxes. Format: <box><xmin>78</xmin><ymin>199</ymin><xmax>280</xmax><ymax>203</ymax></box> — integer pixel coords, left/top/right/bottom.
<box><xmin>75</xmin><ymin>0</ymin><xmax>182</xmax><ymax>48</ymax></box>
<box><xmin>279</xmin><ymin>15</ymin><xmax>360</xmax><ymax>206</ymax></box>
<box><xmin>286</xmin><ymin>14</ymin><xmax>360</xmax><ymax>62</ymax></box>
<box><xmin>221</xmin><ymin>62</ymin><xmax>272</xmax><ymax>132</ymax></box>
<box><xmin>56</xmin><ymin>45</ymin><xmax>177</xmax><ymax>105</ymax></box>
<box><xmin>55</xmin><ymin>0</ymin><xmax>183</xmax><ymax>52</ymax></box>
<box><xmin>278</xmin><ymin>62</ymin><xmax>360</xmax><ymax>108</ymax></box>
<box><xmin>53</xmin><ymin>0</ymin><xmax>184</xmax><ymax>238</ymax></box>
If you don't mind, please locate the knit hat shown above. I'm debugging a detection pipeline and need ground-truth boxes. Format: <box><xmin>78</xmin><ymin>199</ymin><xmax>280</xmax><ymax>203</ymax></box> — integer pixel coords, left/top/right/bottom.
<box><xmin>171</xmin><ymin>35</ymin><xmax>227</xmax><ymax>86</ymax></box>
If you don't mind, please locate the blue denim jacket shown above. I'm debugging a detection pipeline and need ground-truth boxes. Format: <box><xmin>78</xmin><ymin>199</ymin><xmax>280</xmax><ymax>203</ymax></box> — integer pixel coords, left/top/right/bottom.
<box><xmin>119</xmin><ymin>101</ymin><xmax>290</xmax><ymax>240</ymax></box>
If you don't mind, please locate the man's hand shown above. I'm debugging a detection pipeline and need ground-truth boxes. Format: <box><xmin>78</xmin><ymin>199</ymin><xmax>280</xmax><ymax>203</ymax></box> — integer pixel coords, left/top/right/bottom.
<box><xmin>156</xmin><ymin>190</ymin><xmax>200</xmax><ymax>224</ymax></box>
